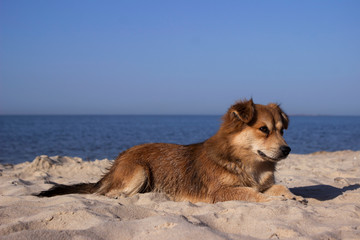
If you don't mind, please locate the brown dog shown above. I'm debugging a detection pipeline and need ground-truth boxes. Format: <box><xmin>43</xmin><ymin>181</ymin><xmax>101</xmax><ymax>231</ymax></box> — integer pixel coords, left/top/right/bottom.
<box><xmin>37</xmin><ymin>99</ymin><xmax>303</xmax><ymax>203</ymax></box>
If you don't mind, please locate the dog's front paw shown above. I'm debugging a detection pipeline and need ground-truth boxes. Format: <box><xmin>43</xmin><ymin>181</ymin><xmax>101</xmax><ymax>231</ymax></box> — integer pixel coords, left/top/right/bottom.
<box><xmin>285</xmin><ymin>194</ymin><xmax>308</xmax><ymax>205</ymax></box>
<box><xmin>293</xmin><ymin>196</ymin><xmax>308</xmax><ymax>205</ymax></box>
<box><xmin>264</xmin><ymin>185</ymin><xmax>308</xmax><ymax>205</ymax></box>
<box><xmin>271</xmin><ymin>194</ymin><xmax>308</xmax><ymax>205</ymax></box>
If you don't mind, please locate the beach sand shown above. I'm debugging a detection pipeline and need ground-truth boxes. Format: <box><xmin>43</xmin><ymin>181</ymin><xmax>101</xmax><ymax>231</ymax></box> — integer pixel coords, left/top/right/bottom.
<box><xmin>1</xmin><ymin>151</ymin><xmax>359</xmax><ymax>240</ymax></box>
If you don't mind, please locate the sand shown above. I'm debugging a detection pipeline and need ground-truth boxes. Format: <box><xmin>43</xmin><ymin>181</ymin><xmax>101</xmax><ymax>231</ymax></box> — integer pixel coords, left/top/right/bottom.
<box><xmin>1</xmin><ymin>151</ymin><xmax>360</xmax><ymax>240</ymax></box>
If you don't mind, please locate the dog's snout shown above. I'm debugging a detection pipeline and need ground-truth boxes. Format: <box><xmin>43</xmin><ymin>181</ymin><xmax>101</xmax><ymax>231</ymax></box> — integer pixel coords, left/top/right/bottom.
<box><xmin>280</xmin><ymin>145</ymin><xmax>291</xmax><ymax>156</ymax></box>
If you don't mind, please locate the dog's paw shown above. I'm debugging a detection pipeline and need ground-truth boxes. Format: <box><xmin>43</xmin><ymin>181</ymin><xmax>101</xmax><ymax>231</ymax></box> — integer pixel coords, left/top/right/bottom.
<box><xmin>295</xmin><ymin>197</ymin><xmax>308</xmax><ymax>205</ymax></box>
<box><xmin>286</xmin><ymin>194</ymin><xmax>308</xmax><ymax>205</ymax></box>
<box><xmin>263</xmin><ymin>185</ymin><xmax>308</xmax><ymax>205</ymax></box>
<box><xmin>270</xmin><ymin>195</ymin><xmax>308</xmax><ymax>205</ymax></box>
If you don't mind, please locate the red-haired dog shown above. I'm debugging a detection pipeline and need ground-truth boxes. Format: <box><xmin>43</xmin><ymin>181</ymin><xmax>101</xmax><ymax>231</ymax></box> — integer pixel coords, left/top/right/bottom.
<box><xmin>37</xmin><ymin>99</ymin><xmax>304</xmax><ymax>203</ymax></box>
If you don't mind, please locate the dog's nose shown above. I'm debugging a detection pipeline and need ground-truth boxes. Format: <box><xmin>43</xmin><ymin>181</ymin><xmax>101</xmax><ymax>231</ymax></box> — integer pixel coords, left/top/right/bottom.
<box><xmin>280</xmin><ymin>145</ymin><xmax>291</xmax><ymax>156</ymax></box>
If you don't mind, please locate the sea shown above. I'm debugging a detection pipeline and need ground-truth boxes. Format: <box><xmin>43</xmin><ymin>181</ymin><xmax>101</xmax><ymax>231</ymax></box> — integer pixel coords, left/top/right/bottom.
<box><xmin>1</xmin><ymin>115</ymin><xmax>360</xmax><ymax>164</ymax></box>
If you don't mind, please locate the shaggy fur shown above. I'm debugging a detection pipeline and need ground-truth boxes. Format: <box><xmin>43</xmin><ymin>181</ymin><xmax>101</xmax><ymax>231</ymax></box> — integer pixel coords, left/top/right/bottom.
<box><xmin>37</xmin><ymin>99</ymin><xmax>303</xmax><ymax>203</ymax></box>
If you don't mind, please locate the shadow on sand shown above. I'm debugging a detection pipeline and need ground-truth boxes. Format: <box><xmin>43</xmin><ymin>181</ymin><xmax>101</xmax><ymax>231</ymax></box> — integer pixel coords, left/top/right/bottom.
<box><xmin>290</xmin><ymin>184</ymin><xmax>360</xmax><ymax>201</ymax></box>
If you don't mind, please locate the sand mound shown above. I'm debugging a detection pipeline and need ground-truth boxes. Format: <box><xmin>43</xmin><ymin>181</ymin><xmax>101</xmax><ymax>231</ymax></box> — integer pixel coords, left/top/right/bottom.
<box><xmin>1</xmin><ymin>151</ymin><xmax>359</xmax><ymax>239</ymax></box>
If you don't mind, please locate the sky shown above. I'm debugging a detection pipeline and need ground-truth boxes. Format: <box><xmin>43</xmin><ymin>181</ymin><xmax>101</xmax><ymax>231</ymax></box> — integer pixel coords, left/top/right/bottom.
<box><xmin>1</xmin><ymin>1</ymin><xmax>359</xmax><ymax>115</ymax></box>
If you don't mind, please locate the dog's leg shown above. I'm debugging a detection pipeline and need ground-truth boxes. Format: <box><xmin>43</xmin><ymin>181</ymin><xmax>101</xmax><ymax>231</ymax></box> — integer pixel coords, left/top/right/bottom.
<box><xmin>100</xmin><ymin>164</ymin><xmax>148</xmax><ymax>198</ymax></box>
<box><xmin>264</xmin><ymin>184</ymin><xmax>306</xmax><ymax>203</ymax></box>
<box><xmin>212</xmin><ymin>186</ymin><xmax>269</xmax><ymax>203</ymax></box>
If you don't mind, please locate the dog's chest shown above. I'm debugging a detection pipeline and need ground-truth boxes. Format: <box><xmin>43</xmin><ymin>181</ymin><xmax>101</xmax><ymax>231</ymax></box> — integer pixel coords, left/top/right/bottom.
<box><xmin>254</xmin><ymin>170</ymin><xmax>275</xmax><ymax>191</ymax></box>
<box><xmin>234</xmin><ymin>167</ymin><xmax>274</xmax><ymax>191</ymax></box>
<box><xmin>216</xmin><ymin>159</ymin><xmax>275</xmax><ymax>191</ymax></box>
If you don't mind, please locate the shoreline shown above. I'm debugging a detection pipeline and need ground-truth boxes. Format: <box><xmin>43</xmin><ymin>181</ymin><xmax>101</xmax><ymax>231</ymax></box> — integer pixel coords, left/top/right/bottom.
<box><xmin>1</xmin><ymin>151</ymin><xmax>360</xmax><ymax>239</ymax></box>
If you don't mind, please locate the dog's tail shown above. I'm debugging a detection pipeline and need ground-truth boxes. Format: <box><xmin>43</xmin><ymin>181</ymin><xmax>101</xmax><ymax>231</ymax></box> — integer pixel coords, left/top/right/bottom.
<box><xmin>35</xmin><ymin>182</ymin><xmax>101</xmax><ymax>197</ymax></box>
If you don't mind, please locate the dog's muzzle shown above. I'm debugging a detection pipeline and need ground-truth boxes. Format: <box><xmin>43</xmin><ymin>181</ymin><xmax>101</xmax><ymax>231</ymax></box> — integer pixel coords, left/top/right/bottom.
<box><xmin>258</xmin><ymin>145</ymin><xmax>291</xmax><ymax>161</ymax></box>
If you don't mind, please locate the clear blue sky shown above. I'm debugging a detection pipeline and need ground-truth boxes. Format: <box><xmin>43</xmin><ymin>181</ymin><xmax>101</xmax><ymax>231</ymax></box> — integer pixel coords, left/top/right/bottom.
<box><xmin>1</xmin><ymin>1</ymin><xmax>359</xmax><ymax>115</ymax></box>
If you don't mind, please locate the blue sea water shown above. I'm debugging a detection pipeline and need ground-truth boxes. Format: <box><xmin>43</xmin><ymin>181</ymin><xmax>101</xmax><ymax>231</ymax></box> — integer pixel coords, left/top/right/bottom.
<box><xmin>0</xmin><ymin>115</ymin><xmax>359</xmax><ymax>164</ymax></box>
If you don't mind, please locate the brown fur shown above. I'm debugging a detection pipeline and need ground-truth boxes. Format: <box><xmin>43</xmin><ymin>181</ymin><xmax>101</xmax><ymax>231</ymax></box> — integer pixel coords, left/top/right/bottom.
<box><xmin>37</xmin><ymin>99</ymin><xmax>303</xmax><ymax>203</ymax></box>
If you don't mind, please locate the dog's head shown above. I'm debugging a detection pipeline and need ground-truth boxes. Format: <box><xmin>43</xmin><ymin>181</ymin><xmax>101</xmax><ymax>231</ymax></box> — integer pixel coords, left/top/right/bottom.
<box><xmin>222</xmin><ymin>99</ymin><xmax>290</xmax><ymax>162</ymax></box>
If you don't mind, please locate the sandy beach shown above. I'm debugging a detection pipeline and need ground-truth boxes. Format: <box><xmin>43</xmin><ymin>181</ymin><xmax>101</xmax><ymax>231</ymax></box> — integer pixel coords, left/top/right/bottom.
<box><xmin>1</xmin><ymin>151</ymin><xmax>359</xmax><ymax>240</ymax></box>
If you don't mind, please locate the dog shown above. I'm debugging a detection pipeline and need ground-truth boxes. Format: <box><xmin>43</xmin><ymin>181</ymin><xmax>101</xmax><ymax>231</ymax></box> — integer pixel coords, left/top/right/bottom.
<box><xmin>37</xmin><ymin>99</ymin><xmax>304</xmax><ymax>203</ymax></box>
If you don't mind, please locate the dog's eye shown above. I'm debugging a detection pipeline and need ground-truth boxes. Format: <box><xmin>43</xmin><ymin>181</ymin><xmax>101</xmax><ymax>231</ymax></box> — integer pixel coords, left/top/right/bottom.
<box><xmin>280</xmin><ymin>129</ymin><xmax>284</xmax><ymax>135</ymax></box>
<box><xmin>259</xmin><ymin>126</ymin><xmax>269</xmax><ymax>135</ymax></box>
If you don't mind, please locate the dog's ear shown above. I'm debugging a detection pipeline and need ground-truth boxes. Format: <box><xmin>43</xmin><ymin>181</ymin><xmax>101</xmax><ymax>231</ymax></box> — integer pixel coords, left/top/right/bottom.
<box><xmin>280</xmin><ymin>110</ymin><xmax>289</xmax><ymax>129</ymax></box>
<box><xmin>230</xmin><ymin>99</ymin><xmax>255</xmax><ymax>123</ymax></box>
<box><xmin>268</xmin><ymin>103</ymin><xmax>289</xmax><ymax>129</ymax></box>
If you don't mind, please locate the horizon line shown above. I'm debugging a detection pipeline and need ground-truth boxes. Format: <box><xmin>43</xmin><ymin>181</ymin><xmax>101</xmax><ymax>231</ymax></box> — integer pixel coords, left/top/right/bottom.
<box><xmin>1</xmin><ymin>113</ymin><xmax>360</xmax><ymax>117</ymax></box>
